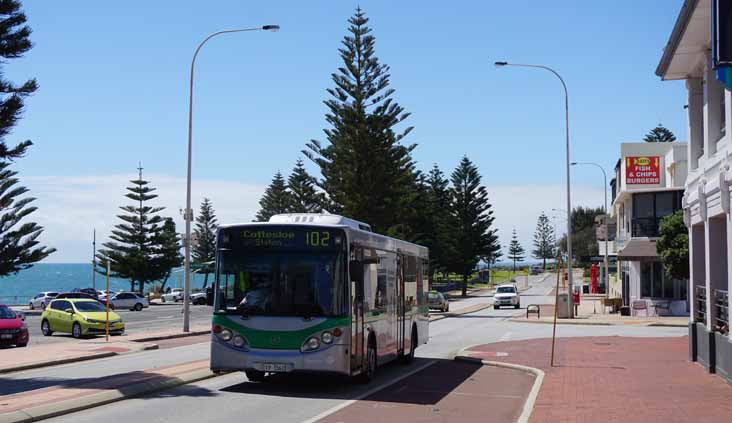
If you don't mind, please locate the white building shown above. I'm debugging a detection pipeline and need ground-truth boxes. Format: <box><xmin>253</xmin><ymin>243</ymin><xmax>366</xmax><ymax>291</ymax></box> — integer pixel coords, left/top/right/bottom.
<box><xmin>656</xmin><ymin>0</ymin><xmax>732</xmax><ymax>382</ymax></box>
<box><xmin>611</xmin><ymin>142</ymin><xmax>688</xmax><ymax>316</ymax></box>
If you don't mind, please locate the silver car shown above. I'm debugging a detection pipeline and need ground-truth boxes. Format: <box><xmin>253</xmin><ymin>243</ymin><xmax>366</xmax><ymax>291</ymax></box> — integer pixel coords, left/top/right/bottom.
<box><xmin>427</xmin><ymin>291</ymin><xmax>449</xmax><ymax>312</ymax></box>
<box><xmin>29</xmin><ymin>291</ymin><xmax>59</xmax><ymax>310</ymax></box>
<box><xmin>109</xmin><ymin>292</ymin><xmax>149</xmax><ymax>311</ymax></box>
<box><xmin>493</xmin><ymin>284</ymin><xmax>520</xmax><ymax>309</ymax></box>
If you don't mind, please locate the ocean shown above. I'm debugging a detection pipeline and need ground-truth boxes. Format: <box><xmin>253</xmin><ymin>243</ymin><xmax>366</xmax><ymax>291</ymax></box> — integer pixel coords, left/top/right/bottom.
<box><xmin>0</xmin><ymin>263</ymin><xmax>210</xmax><ymax>305</ymax></box>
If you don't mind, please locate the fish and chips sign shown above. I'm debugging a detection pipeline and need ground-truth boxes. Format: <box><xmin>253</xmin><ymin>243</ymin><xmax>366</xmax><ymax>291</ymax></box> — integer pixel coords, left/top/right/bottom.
<box><xmin>625</xmin><ymin>156</ymin><xmax>660</xmax><ymax>185</ymax></box>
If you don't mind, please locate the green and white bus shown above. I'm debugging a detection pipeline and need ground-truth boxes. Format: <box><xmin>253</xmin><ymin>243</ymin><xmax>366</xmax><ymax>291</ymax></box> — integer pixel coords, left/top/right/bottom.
<box><xmin>209</xmin><ymin>213</ymin><xmax>429</xmax><ymax>382</ymax></box>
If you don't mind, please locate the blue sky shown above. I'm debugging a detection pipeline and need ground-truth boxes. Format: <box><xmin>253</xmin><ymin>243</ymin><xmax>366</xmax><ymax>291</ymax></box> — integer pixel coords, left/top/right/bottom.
<box><xmin>10</xmin><ymin>1</ymin><xmax>688</xmax><ymax>261</ymax></box>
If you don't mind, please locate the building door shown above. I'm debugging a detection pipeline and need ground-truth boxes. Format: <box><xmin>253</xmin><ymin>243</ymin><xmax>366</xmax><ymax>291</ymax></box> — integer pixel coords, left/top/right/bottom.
<box><xmin>622</xmin><ymin>273</ymin><xmax>630</xmax><ymax>306</ymax></box>
<box><xmin>396</xmin><ymin>254</ymin><xmax>406</xmax><ymax>356</ymax></box>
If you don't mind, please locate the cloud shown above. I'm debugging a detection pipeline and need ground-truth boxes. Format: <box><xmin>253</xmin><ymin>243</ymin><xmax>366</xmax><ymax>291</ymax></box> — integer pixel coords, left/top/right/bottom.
<box><xmin>24</xmin><ymin>174</ymin><xmax>266</xmax><ymax>263</ymax></box>
<box><xmin>20</xmin><ymin>173</ymin><xmax>604</xmax><ymax>263</ymax></box>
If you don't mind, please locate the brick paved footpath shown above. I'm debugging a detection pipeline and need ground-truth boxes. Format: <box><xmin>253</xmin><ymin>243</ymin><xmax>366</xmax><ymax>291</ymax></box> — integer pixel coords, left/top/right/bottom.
<box><xmin>317</xmin><ymin>360</ymin><xmax>535</xmax><ymax>423</ymax></box>
<box><xmin>465</xmin><ymin>336</ymin><xmax>732</xmax><ymax>423</ymax></box>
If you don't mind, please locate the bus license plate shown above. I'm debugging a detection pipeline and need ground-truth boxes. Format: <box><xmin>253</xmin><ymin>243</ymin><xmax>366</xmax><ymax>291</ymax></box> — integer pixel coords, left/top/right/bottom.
<box><xmin>261</xmin><ymin>363</ymin><xmax>290</xmax><ymax>373</ymax></box>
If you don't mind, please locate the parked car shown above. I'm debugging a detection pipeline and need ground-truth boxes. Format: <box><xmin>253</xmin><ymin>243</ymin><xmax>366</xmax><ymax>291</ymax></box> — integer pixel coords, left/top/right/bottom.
<box><xmin>41</xmin><ymin>298</ymin><xmax>125</xmax><ymax>339</ymax></box>
<box><xmin>189</xmin><ymin>291</ymin><xmax>207</xmax><ymax>305</ymax></box>
<box><xmin>56</xmin><ymin>292</ymin><xmax>105</xmax><ymax>304</ymax></box>
<box><xmin>529</xmin><ymin>265</ymin><xmax>542</xmax><ymax>275</ymax></box>
<box><xmin>161</xmin><ymin>288</ymin><xmax>184</xmax><ymax>302</ymax></box>
<box><xmin>427</xmin><ymin>291</ymin><xmax>449</xmax><ymax>312</ymax></box>
<box><xmin>109</xmin><ymin>292</ymin><xmax>149</xmax><ymax>311</ymax></box>
<box><xmin>493</xmin><ymin>284</ymin><xmax>520</xmax><ymax>309</ymax></box>
<box><xmin>0</xmin><ymin>304</ymin><xmax>28</xmax><ymax>347</ymax></box>
<box><xmin>29</xmin><ymin>291</ymin><xmax>59</xmax><ymax>310</ymax></box>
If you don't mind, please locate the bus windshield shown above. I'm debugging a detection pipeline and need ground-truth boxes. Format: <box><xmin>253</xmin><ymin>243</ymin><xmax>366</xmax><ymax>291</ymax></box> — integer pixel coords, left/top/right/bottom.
<box><xmin>214</xmin><ymin>226</ymin><xmax>348</xmax><ymax>317</ymax></box>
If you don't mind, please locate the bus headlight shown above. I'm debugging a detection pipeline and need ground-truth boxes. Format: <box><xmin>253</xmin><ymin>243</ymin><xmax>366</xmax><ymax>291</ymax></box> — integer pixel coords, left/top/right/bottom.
<box><xmin>219</xmin><ymin>328</ymin><xmax>233</xmax><ymax>342</ymax></box>
<box><xmin>321</xmin><ymin>332</ymin><xmax>333</xmax><ymax>344</ymax></box>
<box><xmin>302</xmin><ymin>337</ymin><xmax>320</xmax><ymax>352</ymax></box>
<box><xmin>232</xmin><ymin>335</ymin><xmax>248</xmax><ymax>349</ymax></box>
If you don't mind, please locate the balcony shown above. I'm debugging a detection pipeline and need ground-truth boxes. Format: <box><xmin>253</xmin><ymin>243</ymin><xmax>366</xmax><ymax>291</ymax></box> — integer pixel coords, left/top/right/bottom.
<box><xmin>631</xmin><ymin>218</ymin><xmax>660</xmax><ymax>238</ymax></box>
<box><xmin>714</xmin><ymin>289</ymin><xmax>729</xmax><ymax>334</ymax></box>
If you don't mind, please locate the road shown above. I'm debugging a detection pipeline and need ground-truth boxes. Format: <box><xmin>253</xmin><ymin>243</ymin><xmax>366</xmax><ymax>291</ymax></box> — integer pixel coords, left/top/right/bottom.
<box><xmin>11</xmin><ymin>273</ymin><xmax>684</xmax><ymax>423</ymax></box>
<box><xmin>23</xmin><ymin>304</ymin><xmax>213</xmax><ymax>345</ymax></box>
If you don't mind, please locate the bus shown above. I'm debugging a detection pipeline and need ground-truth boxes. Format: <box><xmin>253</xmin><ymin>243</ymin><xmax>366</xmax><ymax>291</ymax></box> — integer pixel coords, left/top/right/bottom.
<box><xmin>208</xmin><ymin>213</ymin><xmax>429</xmax><ymax>383</ymax></box>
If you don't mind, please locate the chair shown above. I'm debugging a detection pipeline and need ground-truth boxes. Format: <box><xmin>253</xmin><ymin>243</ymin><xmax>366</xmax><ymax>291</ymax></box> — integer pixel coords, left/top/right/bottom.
<box><xmin>652</xmin><ymin>301</ymin><xmax>671</xmax><ymax>316</ymax></box>
<box><xmin>631</xmin><ymin>300</ymin><xmax>649</xmax><ymax>317</ymax></box>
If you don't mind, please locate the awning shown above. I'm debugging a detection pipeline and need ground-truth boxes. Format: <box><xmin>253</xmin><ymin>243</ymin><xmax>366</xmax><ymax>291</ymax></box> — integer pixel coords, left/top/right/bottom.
<box><xmin>617</xmin><ymin>239</ymin><xmax>660</xmax><ymax>261</ymax></box>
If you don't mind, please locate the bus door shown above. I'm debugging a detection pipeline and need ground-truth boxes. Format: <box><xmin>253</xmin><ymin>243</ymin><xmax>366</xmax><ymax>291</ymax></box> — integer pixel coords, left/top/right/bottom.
<box><xmin>350</xmin><ymin>254</ymin><xmax>365</xmax><ymax>374</ymax></box>
<box><xmin>396</xmin><ymin>254</ymin><xmax>406</xmax><ymax>355</ymax></box>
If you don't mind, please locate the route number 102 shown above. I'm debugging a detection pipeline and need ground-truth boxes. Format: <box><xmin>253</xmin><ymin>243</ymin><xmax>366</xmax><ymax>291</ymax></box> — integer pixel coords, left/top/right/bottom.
<box><xmin>305</xmin><ymin>231</ymin><xmax>330</xmax><ymax>247</ymax></box>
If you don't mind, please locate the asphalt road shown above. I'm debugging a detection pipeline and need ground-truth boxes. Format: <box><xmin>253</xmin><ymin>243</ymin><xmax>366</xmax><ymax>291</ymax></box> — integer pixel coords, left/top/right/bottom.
<box><xmin>35</xmin><ymin>273</ymin><xmax>685</xmax><ymax>423</ymax></box>
<box><xmin>23</xmin><ymin>304</ymin><xmax>213</xmax><ymax>345</ymax></box>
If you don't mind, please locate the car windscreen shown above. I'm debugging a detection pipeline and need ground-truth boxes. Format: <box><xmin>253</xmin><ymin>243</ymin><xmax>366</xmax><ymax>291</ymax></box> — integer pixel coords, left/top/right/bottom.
<box><xmin>73</xmin><ymin>301</ymin><xmax>106</xmax><ymax>312</ymax></box>
<box><xmin>47</xmin><ymin>292</ymin><xmax>59</xmax><ymax>297</ymax></box>
<box><xmin>0</xmin><ymin>305</ymin><xmax>16</xmax><ymax>319</ymax></box>
<box><xmin>496</xmin><ymin>286</ymin><xmax>516</xmax><ymax>294</ymax></box>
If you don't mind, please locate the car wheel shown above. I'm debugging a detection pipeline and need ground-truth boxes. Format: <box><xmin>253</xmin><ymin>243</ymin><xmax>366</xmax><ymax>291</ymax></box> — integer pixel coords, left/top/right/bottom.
<box><xmin>161</xmin><ymin>297</ymin><xmax>166</xmax><ymax>303</ymax></box>
<box><xmin>17</xmin><ymin>342</ymin><xmax>28</xmax><ymax>347</ymax></box>
<box><xmin>28</xmin><ymin>302</ymin><xmax>34</xmax><ymax>310</ymax></box>
<box><xmin>494</xmin><ymin>305</ymin><xmax>499</xmax><ymax>310</ymax></box>
<box><xmin>358</xmin><ymin>339</ymin><xmax>377</xmax><ymax>383</ymax></box>
<box><xmin>72</xmin><ymin>322</ymin><xmax>82</xmax><ymax>339</ymax></box>
<box><xmin>515</xmin><ymin>303</ymin><xmax>520</xmax><ymax>309</ymax></box>
<box><xmin>445</xmin><ymin>304</ymin><xmax>449</xmax><ymax>312</ymax></box>
<box><xmin>245</xmin><ymin>370</ymin><xmax>266</xmax><ymax>382</ymax></box>
<box><xmin>134</xmin><ymin>303</ymin><xmax>143</xmax><ymax>311</ymax></box>
<box><xmin>41</xmin><ymin>319</ymin><xmax>53</xmax><ymax>336</ymax></box>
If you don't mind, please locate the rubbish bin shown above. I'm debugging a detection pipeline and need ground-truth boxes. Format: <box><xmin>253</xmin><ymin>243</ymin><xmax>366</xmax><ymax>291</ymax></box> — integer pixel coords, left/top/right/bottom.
<box><xmin>620</xmin><ymin>306</ymin><xmax>630</xmax><ymax>316</ymax></box>
<box><xmin>557</xmin><ymin>293</ymin><xmax>570</xmax><ymax>318</ymax></box>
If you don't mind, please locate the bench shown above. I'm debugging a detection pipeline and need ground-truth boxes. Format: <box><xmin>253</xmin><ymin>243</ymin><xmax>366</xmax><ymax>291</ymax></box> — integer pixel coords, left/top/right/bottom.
<box><xmin>526</xmin><ymin>304</ymin><xmax>540</xmax><ymax>319</ymax></box>
<box><xmin>652</xmin><ymin>301</ymin><xmax>671</xmax><ymax>316</ymax></box>
<box><xmin>631</xmin><ymin>300</ymin><xmax>649</xmax><ymax>317</ymax></box>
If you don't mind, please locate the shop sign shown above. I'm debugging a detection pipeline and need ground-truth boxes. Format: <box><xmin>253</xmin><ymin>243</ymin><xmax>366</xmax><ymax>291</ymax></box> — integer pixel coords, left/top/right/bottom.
<box><xmin>625</xmin><ymin>156</ymin><xmax>660</xmax><ymax>185</ymax></box>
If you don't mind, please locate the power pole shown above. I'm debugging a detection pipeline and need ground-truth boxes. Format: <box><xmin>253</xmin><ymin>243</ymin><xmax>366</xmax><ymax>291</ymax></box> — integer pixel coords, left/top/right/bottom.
<box><xmin>92</xmin><ymin>228</ymin><xmax>96</xmax><ymax>291</ymax></box>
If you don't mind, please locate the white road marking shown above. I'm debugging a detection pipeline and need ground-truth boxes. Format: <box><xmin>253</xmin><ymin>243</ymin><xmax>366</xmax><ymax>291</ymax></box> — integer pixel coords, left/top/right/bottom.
<box><xmin>300</xmin><ymin>359</ymin><xmax>435</xmax><ymax>423</ymax></box>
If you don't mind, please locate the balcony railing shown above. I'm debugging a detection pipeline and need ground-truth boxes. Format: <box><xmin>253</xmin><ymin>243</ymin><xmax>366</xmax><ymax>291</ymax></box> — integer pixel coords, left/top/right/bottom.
<box><xmin>695</xmin><ymin>286</ymin><xmax>706</xmax><ymax>324</ymax></box>
<box><xmin>714</xmin><ymin>289</ymin><xmax>729</xmax><ymax>334</ymax></box>
<box><xmin>631</xmin><ymin>218</ymin><xmax>660</xmax><ymax>238</ymax></box>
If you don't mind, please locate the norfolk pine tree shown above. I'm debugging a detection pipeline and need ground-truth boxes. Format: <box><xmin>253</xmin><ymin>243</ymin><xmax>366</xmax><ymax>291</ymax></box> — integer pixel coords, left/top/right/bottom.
<box><xmin>193</xmin><ymin>198</ymin><xmax>217</xmax><ymax>289</ymax></box>
<box><xmin>507</xmin><ymin>229</ymin><xmax>526</xmax><ymax>272</ymax></box>
<box><xmin>256</xmin><ymin>171</ymin><xmax>292</xmax><ymax>222</ymax></box>
<box><xmin>422</xmin><ymin>164</ymin><xmax>455</xmax><ymax>282</ymax></box>
<box><xmin>0</xmin><ymin>1</ymin><xmax>55</xmax><ymax>275</ymax></box>
<box><xmin>156</xmin><ymin>217</ymin><xmax>183</xmax><ymax>293</ymax></box>
<box><xmin>447</xmin><ymin>156</ymin><xmax>500</xmax><ymax>297</ymax></box>
<box><xmin>643</xmin><ymin>125</ymin><xmax>676</xmax><ymax>143</ymax></box>
<box><xmin>304</xmin><ymin>8</ymin><xmax>417</xmax><ymax>235</ymax></box>
<box><xmin>288</xmin><ymin>159</ymin><xmax>325</xmax><ymax>213</ymax></box>
<box><xmin>96</xmin><ymin>167</ymin><xmax>170</xmax><ymax>293</ymax></box>
<box><xmin>532</xmin><ymin>212</ymin><xmax>555</xmax><ymax>269</ymax></box>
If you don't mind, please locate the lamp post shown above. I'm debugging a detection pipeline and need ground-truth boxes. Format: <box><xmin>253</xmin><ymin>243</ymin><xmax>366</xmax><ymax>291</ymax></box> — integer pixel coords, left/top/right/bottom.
<box><xmin>183</xmin><ymin>25</ymin><xmax>280</xmax><ymax>332</ymax></box>
<box><xmin>495</xmin><ymin>61</ymin><xmax>574</xmax><ymax>317</ymax></box>
<box><xmin>572</xmin><ymin>161</ymin><xmax>609</xmax><ymax>296</ymax></box>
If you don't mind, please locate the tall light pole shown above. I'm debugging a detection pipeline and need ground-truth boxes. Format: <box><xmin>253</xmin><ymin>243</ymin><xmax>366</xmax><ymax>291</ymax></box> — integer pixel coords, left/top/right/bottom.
<box><xmin>183</xmin><ymin>25</ymin><xmax>280</xmax><ymax>332</ymax></box>
<box><xmin>572</xmin><ymin>161</ymin><xmax>609</xmax><ymax>296</ymax></box>
<box><xmin>495</xmin><ymin>61</ymin><xmax>574</xmax><ymax>317</ymax></box>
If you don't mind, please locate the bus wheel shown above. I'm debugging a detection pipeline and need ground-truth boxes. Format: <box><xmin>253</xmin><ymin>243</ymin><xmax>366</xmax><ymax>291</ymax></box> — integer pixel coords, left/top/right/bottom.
<box><xmin>245</xmin><ymin>370</ymin><xmax>266</xmax><ymax>382</ymax></box>
<box><xmin>358</xmin><ymin>340</ymin><xmax>377</xmax><ymax>384</ymax></box>
<box><xmin>401</xmin><ymin>327</ymin><xmax>417</xmax><ymax>364</ymax></box>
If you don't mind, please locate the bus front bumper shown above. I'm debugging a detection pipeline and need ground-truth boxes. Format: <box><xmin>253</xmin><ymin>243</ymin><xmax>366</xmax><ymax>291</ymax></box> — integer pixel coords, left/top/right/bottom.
<box><xmin>210</xmin><ymin>338</ymin><xmax>350</xmax><ymax>375</ymax></box>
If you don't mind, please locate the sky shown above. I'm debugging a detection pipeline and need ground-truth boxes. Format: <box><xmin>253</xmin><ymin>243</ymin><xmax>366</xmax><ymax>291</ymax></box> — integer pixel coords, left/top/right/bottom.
<box><xmin>9</xmin><ymin>1</ymin><xmax>688</xmax><ymax>262</ymax></box>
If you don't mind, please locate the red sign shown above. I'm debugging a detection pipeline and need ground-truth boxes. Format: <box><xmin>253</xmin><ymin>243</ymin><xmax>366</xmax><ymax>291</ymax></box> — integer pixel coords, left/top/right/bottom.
<box><xmin>626</xmin><ymin>156</ymin><xmax>660</xmax><ymax>185</ymax></box>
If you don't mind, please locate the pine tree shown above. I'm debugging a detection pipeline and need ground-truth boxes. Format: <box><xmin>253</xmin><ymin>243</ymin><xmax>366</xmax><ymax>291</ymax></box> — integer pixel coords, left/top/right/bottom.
<box><xmin>0</xmin><ymin>161</ymin><xmax>55</xmax><ymax>275</ymax></box>
<box><xmin>192</xmin><ymin>198</ymin><xmax>216</xmax><ymax>289</ymax></box>
<box><xmin>0</xmin><ymin>1</ymin><xmax>36</xmax><ymax>161</ymax></box>
<box><xmin>532</xmin><ymin>212</ymin><xmax>555</xmax><ymax>269</ymax></box>
<box><xmin>421</xmin><ymin>164</ymin><xmax>455</xmax><ymax>282</ymax></box>
<box><xmin>446</xmin><ymin>156</ymin><xmax>500</xmax><ymax>297</ymax></box>
<box><xmin>643</xmin><ymin>125</ymin><xmax>676</xmax><ymax>143</ymax></box>
<box><xmin>288</xmin><ymin>159</ymin><xmax>325</xmax><ymax>213</ymax></box>
<box><xmin>156</xmin><ymin>217</ymin><xmax>183</xmax><ymax>293</ymax></box>
<box><xmin>255</xmin><ymin>171</ymin><xmax>292</xmax><ymax>222</ymax></box>
<box><xmin>507</xmin><ymin>229</ymin><xmax>525</xmax><ymax>272</ymax></box>
<box><xmin>96</xmin><ymin>166</ymin><xmax>170</xmax><ymax>293</ymax></box>
<box><xmin>304</xmin><ymin>7</ymin><xmax>417</xmax><ymax>234</ymax></box>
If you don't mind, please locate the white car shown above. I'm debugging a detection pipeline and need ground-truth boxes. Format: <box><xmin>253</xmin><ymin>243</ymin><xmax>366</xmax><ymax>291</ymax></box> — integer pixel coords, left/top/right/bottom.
<box><xmin>161</xmin><ymin>288</ymin><xmax>183</xmax><ymax>303</ymax></box>
<box><xmin>29</xmin><ymin>291</ymin><xmax>59</xmax><ymax>310</ymax></box>
<box><xmin>493</xmin><ymin>284</ymin><xmax>520</xmax><ymax>309</ymax></box>
<box><xmin>189</xmin><ymin>292</ymin><xmax>207</xmax><ymax>305</ymax></box>
<box><xmin>109</xmin><ymin>292</ymin><xmax>149</xmax><ymax>311</ymax></box>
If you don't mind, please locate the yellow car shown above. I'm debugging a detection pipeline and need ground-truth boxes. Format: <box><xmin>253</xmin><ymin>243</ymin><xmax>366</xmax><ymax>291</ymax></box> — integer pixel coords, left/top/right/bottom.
<box><xmin>41</xmin><ymin>298</ymin><xmax>125</xmax><ymax>339</ymax></box>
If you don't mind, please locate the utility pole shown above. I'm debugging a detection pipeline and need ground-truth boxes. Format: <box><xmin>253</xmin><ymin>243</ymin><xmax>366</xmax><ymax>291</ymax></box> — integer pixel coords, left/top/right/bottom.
<box><xmin>92</xmin><ymin>229</ymin><xmax>96</xmax><ymax>291</ymax></box>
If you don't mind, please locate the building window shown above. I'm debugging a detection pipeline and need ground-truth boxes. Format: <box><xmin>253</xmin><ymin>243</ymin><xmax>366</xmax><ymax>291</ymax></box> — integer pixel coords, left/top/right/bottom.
<box><xmin>640</xmin><ymin>261</ymin><xmax>686</xmax><ymax>300</ymax></box>
<box><xmin>631</xmin><ymin>191</ymin><xmax>683</xmax><ymax>237</ymax></box>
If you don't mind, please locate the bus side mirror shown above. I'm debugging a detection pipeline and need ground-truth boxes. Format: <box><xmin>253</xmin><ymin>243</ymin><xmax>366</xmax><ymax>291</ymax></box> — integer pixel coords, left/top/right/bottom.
<box><xmin>206</xmin><ymin>287</ymin><xmax>214</xmax><ymax>307</ymax></box>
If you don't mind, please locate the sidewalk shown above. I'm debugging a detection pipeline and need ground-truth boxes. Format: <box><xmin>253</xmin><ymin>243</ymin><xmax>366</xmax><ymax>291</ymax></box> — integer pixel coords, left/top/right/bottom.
<box><xmin>0</xmin><ymin>325</ymin><xmax>210</xmax><ymax>374</ymax></box>
<box><xmin>461</xmin><ymin>336</ymin><xmax>732</xmax><ymax>422</ymax></box>
<box><xmin>511</xmin><ymin>304</ymin><xmax>688</xmax><ymax>327</ymax></box>
<box><xmin>316</xmin><ymin>359</ymin><xmax>536</xmax><ymax>423</ymax></box>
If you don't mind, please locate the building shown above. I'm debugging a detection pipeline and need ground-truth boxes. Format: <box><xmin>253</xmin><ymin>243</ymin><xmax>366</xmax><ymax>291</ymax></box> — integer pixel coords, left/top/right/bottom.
<box><xmin>611</xmin><ymin>143</ymin><xmax>689</xmax><ymax>316</ymax></box>
<box><xmin>656</xmin><ymin>0</ymin><xmax>732</xmax><ymax>382</ymax></box>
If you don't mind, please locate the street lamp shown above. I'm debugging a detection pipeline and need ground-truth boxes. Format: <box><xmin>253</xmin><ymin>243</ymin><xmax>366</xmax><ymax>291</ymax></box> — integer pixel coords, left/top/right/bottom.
<box><xmin>183</xmin><ymin>25</ymin><xmax>280</xmax><ymax>332</ymax></box>
<box><xmin>495</xmin><ymin>61</ymin><xmax>574</xmax><ymax>317</ymax></box>
<box><xmin>572</xmin><ymin>161</ymin><xmax>609</xmax><ymax>296</ymax></box>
